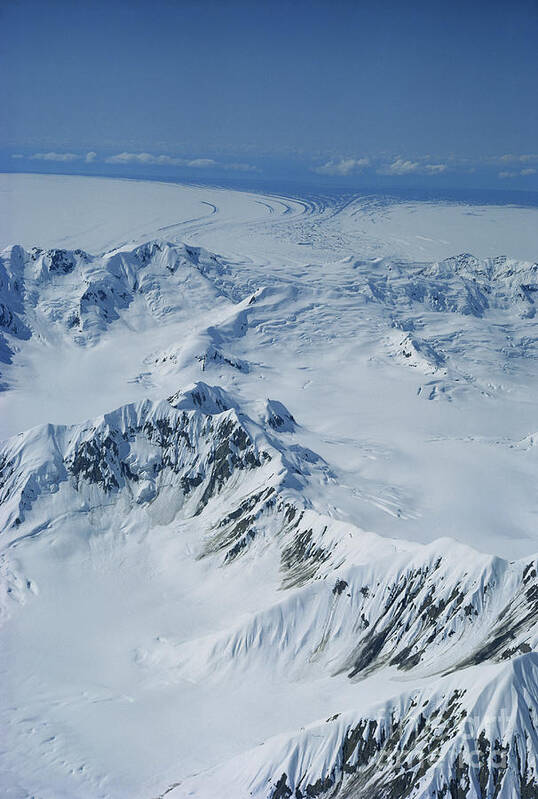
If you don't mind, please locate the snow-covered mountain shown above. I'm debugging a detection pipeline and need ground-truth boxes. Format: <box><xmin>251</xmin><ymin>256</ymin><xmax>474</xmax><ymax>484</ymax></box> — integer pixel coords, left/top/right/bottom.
<box><xmin>178</xmin><ymin>653</ymin><xmax>538</xmax><ymax>799</ymax></box>
<box><xmin>2</xmin><ymin>377</ymin><xmax>537</xmax><ymax>798</ymax></box>
<box><xmin>0</xmin><ymin>175</ymin><xmax>537</xmax><ymax>798</ymax></box>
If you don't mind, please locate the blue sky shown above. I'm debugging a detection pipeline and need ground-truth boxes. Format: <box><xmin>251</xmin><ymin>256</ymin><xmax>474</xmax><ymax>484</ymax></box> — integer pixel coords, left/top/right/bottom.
<box><xmin>1</xmin><ymin>0</ymin><xmax>537</xmax><ymax>189</ymax></box>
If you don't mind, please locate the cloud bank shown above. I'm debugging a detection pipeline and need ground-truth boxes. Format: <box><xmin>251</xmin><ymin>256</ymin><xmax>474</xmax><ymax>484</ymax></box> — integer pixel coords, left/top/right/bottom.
<box><xmin>8</xmin><ymin>149</ymin><xmax>537</xmax><ymax>184</ymax></box>
<box><xmin>499</xmin><ymin>167</ymin><xmax>537</xmax><ymax>179</ymax></box>
<box><xmin>11</xmin><ymin>150</ymin><xmax>256</xmax><ymax>172</ymax></box>
<box><xmin>314</xmin><ymin>157</ymin><xmax>370</xmax><ymax>176</ymax></box>
<box><xmin>378</xmin><ymin>158</ymin><xmax>447</xmax><ymax>176</ymax></box>
<box><xmin>497</xmin><ymin>153</ymin><xmax>538</xmax><ymax>164</ymax></box>
<box><xmin>313</xmin><ymin>155</ymin><xmax>449</xmax><ymax>177</ymax></box>
<box><xmin>14</xmin><ymin>151</ymin><xmax>98</xmax><ymax>163</ymax></box>
<box><xmin>104</xmin><ymin>152</ymin><xmax>256</xmax><ymax>171</ymax></box>
<box><xmin>29</xmin><ymin>152</ymin><xmax>82</xmax><ymax>162</ymax></box>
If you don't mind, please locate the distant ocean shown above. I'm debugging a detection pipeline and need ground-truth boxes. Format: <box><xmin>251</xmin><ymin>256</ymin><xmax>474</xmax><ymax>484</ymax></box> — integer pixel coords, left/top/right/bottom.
<box><xmin>181</xmin><ymin>178</ymin><xmax>538</xmax><ymax>210</ymax></box>
<box><xmin>3</xmin><ymin>167</ymin><xmax>538</xmax><ymax>209</ymax></box>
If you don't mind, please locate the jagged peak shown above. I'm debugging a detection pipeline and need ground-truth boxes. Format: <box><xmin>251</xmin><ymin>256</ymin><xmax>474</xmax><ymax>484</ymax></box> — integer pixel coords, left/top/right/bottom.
<box><xmin>167</xmin><ymin>381</ymin><xmax>236</xmax><ymax>415</ymax></box>
<box><xmin>264</xmin><ymin>399</ymin><xmax>297</xmax><ymax>433</ymax></box>
<box><xmin>0</xmin><ymin>385</ymin><xmax>277</xmax><ymax>535</ymax></box>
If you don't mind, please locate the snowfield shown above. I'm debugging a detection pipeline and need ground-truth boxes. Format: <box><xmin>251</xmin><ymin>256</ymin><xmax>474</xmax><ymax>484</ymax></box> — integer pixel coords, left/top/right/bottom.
<box><xmin>0</xmin><ymin>173</ymin><xmax>537</xmax><ymax>798</ymax></box>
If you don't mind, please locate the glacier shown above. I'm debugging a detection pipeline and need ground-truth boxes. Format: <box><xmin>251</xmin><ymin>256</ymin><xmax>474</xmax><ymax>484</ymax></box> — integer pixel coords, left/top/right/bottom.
<box><xmin>0</xmin><ymin>174</ymin><xmax>537</xmax><ymax>798</ymax></box>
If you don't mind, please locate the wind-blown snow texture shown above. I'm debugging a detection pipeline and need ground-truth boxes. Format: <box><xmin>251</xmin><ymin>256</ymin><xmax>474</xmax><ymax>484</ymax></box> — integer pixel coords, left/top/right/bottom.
<box><xmin>0</xmin><ymin>175</ymin><xmax>537</xmax><ymax>799</ymax></box>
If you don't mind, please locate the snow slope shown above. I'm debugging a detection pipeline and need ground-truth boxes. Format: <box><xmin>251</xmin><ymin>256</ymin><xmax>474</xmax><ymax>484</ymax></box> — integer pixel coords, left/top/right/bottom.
<box><xmin>0</xmin><ymin>174</ymin><xmax>537</xmax><ymax>799</ymax></box>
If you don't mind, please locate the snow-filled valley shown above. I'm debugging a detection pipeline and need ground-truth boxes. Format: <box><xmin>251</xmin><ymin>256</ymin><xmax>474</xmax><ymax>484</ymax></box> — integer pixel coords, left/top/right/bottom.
<box><xmin>0</xmin><ymin>173</ymin><xmax>537</xmax><ymax>798</ymax></box>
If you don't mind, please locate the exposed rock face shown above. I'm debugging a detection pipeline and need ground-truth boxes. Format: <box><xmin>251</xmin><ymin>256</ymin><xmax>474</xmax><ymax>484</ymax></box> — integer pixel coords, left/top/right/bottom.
<box><xmin>0</xmin><ymin>245</ymin><xmax>31</xmax><ymax>372</ymax></box>
<box><xmin>0</xmin><ymin>240</ymin><xmax>231</xmax><ymax>357</ymax></box>
<box><xmin>0</xmin><ymin>383</ymin><xmax>273</xmax><ymax>532</ymax></box>
<box><xmin>255</xmin><ymin>654</ymin><xmax>538</xmax><ymax>799</ymax></box>
<box><xmin>265</xmin><ymin>399</ymin><xmax>297</xmax><ymax>433</ymax></box>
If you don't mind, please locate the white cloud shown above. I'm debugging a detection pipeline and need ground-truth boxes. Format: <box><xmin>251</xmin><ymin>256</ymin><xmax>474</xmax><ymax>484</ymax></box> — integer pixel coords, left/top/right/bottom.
<box><xmin>378</xmin><ymin>158</ymin><xmax>447</xmax><ymax>176</ymax></box>
<box><xmin>28</xmin><ymin>152</ymin><xmax>80</xmax><ymax>162</ymax></box>
<box><xmin>223</xmin><ymin>162</ymin><xmax>258</xmax><ymax>172</ymax></box>
<box><xmin>11</xmin><ymin>149</ymin><xmax>257</xmax><ymax>172</ymax></box>
<box><xmin>424</xmin><ymin>163</ymin><xmax>448</xmax><ymax>174</ymax></box>
<box><xmin>314</xmin><ymin>157</ymin><xmax>370</xmax><ymax>176</ymax></box>
<box><xmin>499</xmin><ymin>167</ymin><xmax>537</xmax><ymax>178</ymax></box>
<box><xmin>498</xmin><ymin>153</ymin><xmax>538</xmax><ymax>164</ymax></box>
<box><xmin>105</xmin><ymin>152</ymin><xmax>183</xmax><ymax>165</ymax></box>
<box><xmin>104</xmin><ymin>152</ymin><xmax>255</xmax><ymax>171</ymax></box>
<box><xmin>382</xmin><ymin>158</ymin><xmax>421</xmax><ymax>175</ymax></box>
<box><xmin>186</xmin><ymin>157</ymin><xmax>216</xmax><ymax>168</ymax></box>
<box><xmin>12</xmin><ymin>151</ymin><xmax>98</xmax><ymax>163</ymax></box>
